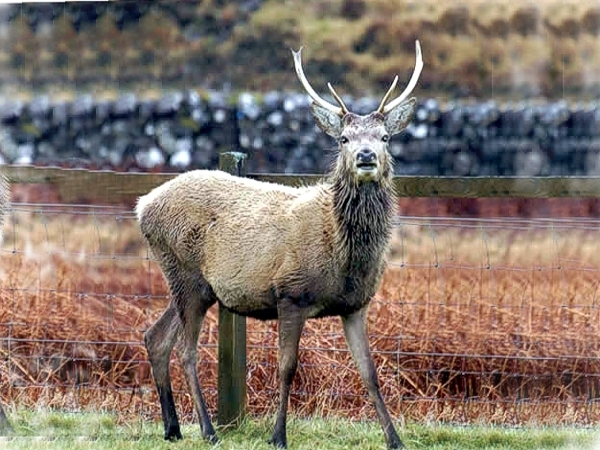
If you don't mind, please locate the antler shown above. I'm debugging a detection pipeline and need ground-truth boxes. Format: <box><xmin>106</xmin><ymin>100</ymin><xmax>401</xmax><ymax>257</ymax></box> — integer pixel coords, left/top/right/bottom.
<box><xmin>292</xmin><ymin>47</ymin><xmax>349</xmax><ymax>117</ymax></box>
<box><xmin>292</xmin><ymin>41</ymin><xmax>422</xmax><ymax>117</ymax></box>
<box><xmin>376</xmin><ymin>40</ymin><xmax>423</xmax><ymax>114</ymax></box>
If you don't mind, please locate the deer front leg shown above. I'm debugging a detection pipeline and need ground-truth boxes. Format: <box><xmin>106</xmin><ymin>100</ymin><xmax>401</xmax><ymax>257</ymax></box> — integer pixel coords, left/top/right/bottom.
<box><xmin>268</xmin><ymin>298</ymin><xmax>307</xmax><ymax>449</ymax></box>
<box><xmin>342</xmin><ymin>307</ymin><xmax>404</xmax><ymax>449</ymax></box>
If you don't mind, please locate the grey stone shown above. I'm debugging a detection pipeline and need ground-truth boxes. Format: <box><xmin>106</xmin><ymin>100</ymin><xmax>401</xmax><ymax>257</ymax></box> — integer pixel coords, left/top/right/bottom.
<box><xmin>136</xmin><ymin>147</ymin><xmax>165</xmax><ymax>169</ymax></box>
<box><xmin>0</xmin><ymin>100</ymin><xmax>23</xmax><ymax>123</ymax></box>
<box><xmin>112</xmin><ymin>93</ymin><xmax>138</xmax><ymax>118</ymax></box>
<box><xmin>170</xmin><ymin>149</ymin><xmax>191</xmax><ymax>168</ymax></box>
<box><xmin>71</xmin><ymin>94</ymin><xmax>94</xmax><ymax>118</ymax></box>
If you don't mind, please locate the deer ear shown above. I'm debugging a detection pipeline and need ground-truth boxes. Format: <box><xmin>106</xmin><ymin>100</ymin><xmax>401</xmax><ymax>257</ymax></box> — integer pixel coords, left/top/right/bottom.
<box><xmin>310</xmin><ymin>103</ymin><xmax>343</xmax><ymax>138</ymax></box>
<box><xmin>384</xmin><ymin>97</ymin><xmax>416</xmax><ymax>136</ymax></box>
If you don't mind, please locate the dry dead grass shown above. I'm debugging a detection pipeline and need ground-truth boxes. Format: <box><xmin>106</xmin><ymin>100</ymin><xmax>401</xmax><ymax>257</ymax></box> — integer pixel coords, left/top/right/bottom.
<box><xmin>1</xmin><ymin>203</ymin><xmax>600</xmax><ymax>426</ymax></box>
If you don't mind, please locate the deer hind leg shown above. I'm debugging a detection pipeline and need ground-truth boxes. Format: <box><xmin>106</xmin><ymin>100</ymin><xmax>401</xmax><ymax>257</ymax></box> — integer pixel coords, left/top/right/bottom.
<box><xmin>144</xmin><ymin>302</ymin><xmax>183</xmax><ymax>441</ymax></box>
<box><xmin>145</xmin><ymin>249</ymin><xmax>216</xmax><ymax>442</ymax></box>
<box><xmin>174</xmin><ymin>278</ymin><xmax>218</xmax><ymax>443</ymax></box>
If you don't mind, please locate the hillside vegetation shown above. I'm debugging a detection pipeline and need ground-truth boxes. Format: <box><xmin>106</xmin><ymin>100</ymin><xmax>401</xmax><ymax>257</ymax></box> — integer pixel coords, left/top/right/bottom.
<box><xmin>0</xmin><ymin>0</ymin><xmax>598</xmax><ymax>100</ymax></box>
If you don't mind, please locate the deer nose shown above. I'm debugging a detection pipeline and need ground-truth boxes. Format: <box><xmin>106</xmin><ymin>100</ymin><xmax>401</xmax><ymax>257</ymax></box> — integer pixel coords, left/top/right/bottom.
<box><xmin>356</xmin><ymin>148</ymin><xmax>376</xmax><ymax>164</ymax></box>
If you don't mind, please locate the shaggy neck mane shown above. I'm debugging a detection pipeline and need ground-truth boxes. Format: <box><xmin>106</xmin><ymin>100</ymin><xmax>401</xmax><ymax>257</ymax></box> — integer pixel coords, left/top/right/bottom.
<box><xmin>330</xmin><ymin>166</ymin><xmax>395</xmax><ymax>276</ymax></box>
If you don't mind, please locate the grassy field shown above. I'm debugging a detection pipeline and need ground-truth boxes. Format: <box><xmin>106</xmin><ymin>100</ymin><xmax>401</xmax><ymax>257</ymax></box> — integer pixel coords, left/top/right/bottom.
<box><xmin>0</xmin><ymin>409</ymin><xmax>599</xmax><ymax>450</ymax></box>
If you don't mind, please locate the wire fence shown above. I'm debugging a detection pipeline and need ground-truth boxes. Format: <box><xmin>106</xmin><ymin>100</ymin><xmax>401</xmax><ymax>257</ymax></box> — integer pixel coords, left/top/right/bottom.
<box><xmin>2</xmin><ymin>193</ymin><xmax>600</xmax><ymax>426</ymax></box>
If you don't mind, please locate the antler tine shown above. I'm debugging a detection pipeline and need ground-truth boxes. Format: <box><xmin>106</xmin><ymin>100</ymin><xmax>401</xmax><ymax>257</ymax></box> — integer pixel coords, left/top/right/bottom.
<box><xmin>376</xmin><ymin>75</ymin><xmax>399</xmax><ymax>114</ymax></box>
<box><xmin>327</xmin><ymin>82</ymin><xmax>349</xmax><ymax>116</ymax></box>
<box><xmin>291</xmin><ymin>47</ymin><xmax>344</xmax><ymax>117</ymax></box>
<box><xmin>381</xmin><ymin>40</ymin><xmax>423</xmax><ymax>114</ymax></box>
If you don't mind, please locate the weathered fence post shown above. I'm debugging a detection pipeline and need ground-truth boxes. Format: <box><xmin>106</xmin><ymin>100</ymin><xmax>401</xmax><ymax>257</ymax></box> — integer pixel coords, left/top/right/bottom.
<box><xmin>217</xmin><ymin>152</ymin><xmax>247</xmax><ymax>427</ymax></box>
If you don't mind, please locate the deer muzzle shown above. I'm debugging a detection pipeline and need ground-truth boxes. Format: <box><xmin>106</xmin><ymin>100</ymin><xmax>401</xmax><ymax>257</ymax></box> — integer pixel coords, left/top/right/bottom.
<box><xmin>355</xmin><ymin>148</ymin><xmax>379</xmax><ymax>179</ymax></box>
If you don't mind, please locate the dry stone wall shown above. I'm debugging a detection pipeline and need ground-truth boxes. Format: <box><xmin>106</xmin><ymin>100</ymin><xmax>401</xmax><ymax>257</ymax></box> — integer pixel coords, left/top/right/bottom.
<box><xmin>1</xmin><ymin>92</ymin><xmax>599</xmax><ymax>176</ymax></box>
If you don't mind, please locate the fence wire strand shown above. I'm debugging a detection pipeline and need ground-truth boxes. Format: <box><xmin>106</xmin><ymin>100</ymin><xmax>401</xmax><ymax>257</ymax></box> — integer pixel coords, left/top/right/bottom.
<box><xmin>2</xmin><ymin>202</ymin><xmax>600</xmax><ymax>425</ymax></box>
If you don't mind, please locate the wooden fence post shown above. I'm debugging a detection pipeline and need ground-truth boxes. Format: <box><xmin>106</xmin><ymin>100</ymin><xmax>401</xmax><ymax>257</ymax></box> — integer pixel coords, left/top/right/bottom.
<box><xmin>217</xmin><ymin>152</ymin><xmax>247</xmax><ymax>427</ymax></box>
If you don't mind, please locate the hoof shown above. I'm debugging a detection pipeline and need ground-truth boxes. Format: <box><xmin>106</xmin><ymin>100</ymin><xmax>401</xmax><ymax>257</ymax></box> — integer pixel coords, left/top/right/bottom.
<box><xmin>164</xmin><ymin>426</ymin><xmax>183</xmax><ymax>441</ymax></box>
<box><xmin>388</xmin><ymin>438</ymin><xmax>405</xmax><ymax>449</ymax></box>
<box><xmin>267</xmin><ymin>435</ymin><xmax>287</xmax><ymax>449</ymax></box>
<box><xmin>205</xmin><ymin>433</ymin><xmax>219</xmax><ymax>445</ymax></box>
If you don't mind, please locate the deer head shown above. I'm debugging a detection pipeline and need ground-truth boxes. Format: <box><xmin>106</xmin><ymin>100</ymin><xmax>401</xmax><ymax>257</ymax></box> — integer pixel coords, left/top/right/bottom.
<box><xmin>292</xmin><ymin>41</ymin><xmax>423</xmax><ymax>183</ymax></box>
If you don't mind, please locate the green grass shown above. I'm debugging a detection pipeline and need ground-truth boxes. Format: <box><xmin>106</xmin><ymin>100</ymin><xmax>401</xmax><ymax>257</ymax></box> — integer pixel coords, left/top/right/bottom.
<box><xmin>0</xmin><ymin>409</ymin><xmax>598</xmax><ymax>450</ymax></box>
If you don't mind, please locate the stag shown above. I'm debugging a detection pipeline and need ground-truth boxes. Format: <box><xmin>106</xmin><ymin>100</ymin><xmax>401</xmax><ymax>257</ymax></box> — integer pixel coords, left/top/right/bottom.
<box><xmin>137</xmin><ymin>41</ymin><xmax>423</xmax><ymax>449</ymax></box>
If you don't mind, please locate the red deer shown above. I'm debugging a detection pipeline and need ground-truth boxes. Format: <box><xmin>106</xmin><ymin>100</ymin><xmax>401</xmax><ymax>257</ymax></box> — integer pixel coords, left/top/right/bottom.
<box><xmin>137</xmin><ymin>41</ymin><xmax>423</xmax><ymax>449</ymax></box>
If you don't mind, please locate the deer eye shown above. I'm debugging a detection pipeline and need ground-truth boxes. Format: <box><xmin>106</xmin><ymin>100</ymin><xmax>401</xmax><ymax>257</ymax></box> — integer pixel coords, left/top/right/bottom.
<box><xmin>339</xmin><ymin>136</ymin><xmax>349</xmax><ymax>145</ymax></box>
<box><xmin>381</xmin><ymin>134</ymin><xmax>390</xmax><ymax>142</ymax></box>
